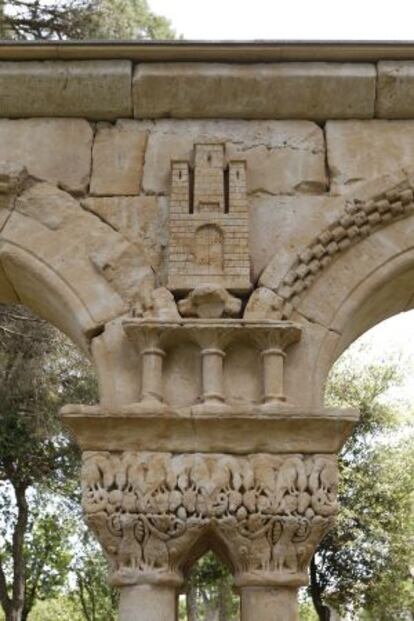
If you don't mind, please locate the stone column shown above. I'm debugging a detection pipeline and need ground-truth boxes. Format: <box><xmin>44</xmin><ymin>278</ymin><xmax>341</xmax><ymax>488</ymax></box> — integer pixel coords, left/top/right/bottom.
<box><xmin>200</xmin><ymin>347</ymin><xmax>225</xmax><ymax>403</ymax></box>
<box><xmin>240</xmin><ymin>587</ymin><xmax>299</xmax><ymax>621</ymax></box>
<box><xmin>140</xmin><ymin>343</ymin><xmax>165</xmax><ymax>403</ymax></box>
<box><xmin>119</xmin><ymin>585</ymin><xmax>177</xmax><ymax>621</ymax></box>
<box><xmin>261</xmin><ymin>347</ymin><xmax>286</xmax><ymax>403</ymax></box>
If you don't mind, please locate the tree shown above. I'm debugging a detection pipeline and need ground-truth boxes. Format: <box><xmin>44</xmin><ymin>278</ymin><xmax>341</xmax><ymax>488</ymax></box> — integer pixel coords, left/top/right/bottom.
<box><xmin>70</xmin><ymin>532</ymin><xmax>118</xmax><ymax>621</ymax></box>
<box><xmin>308</xmin><ymin>347</ymin><xmax>414</xmax><ymax>620</ymax></box>
<box><xmin>181</xmin><ymin>552</ymin><xmax>239</xmax><ymax>621</ymax></box>
<box><xmin>0</xmin><ymin>0</ymin><xmax>175</xmax><ymax>41</ymax></box>
<box><xmin>0</xmin><ymin>305</ymin><xmax>97</xmax><ymax>621</ymax></box>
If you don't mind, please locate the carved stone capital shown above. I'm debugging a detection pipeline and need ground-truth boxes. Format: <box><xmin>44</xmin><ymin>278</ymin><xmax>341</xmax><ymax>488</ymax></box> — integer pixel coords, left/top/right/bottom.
<box><xmin>82</xmin><ymin>451</ymin><xmax>338</xmax><ymax>588</ymax></box>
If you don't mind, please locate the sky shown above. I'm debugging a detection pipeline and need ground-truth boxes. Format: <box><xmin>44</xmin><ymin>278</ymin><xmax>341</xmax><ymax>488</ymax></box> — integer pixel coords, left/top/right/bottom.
<box><xmin>149</xmin><ymin>0</ymin><xmax>414</xmax><ymax>41</ymax></box>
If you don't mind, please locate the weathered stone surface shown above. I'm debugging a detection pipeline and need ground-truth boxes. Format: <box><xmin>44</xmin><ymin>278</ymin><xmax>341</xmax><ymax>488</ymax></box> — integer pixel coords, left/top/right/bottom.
<box><xmin>377</xmin><ymin>61</ymin><xmax>414</xmax><ymax>118</ymax></box>
<box><xmin>90</xmin><ymin>121</ymin><xmax>149</xmax><ymax>195</ymax></box>
<box><xmin>0</xmin><ymin>119</ymin><xmax>93</xmax><ymax>194</ymax></box>
<box><xmin>240</xmin><ymin>588</ymin><xmax>299</xmax><ymax>621</ymax></box>
<box><xmin>250</xmin><ymin>195</ymin><xmax>341</xmax><ymax>286</ymax></box>
<box><xmin>143</xmin><ymin>120</ymin><xmax>326</xmax><ymax>195</ymax></box>
<box><xmin>81</xmin><ymin>196</ymin><xmax>168</xmax><ymax>279</ymax></box>
<box><xmin>133</xmin><ymin>62</ymin><xmax>376</xmax><ymax>120</ymax></box>
<box><xmin>326</xmin><ymin>121</ymin><xmax>414</xmax><ymax>194</ymax></box>
<box><xmin>119</xmin><ymin>586</ymin><xmax>176</xmax><ymax>621</ymax></box>
<box><xmin>0</xmin><ymin>61</ymin><xmax>132</xmax><ymax>119</ymax></box>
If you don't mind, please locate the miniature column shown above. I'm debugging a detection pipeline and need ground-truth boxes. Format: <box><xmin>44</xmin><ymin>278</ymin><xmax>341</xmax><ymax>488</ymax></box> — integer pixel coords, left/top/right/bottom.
<box><xmin>261</xmin><ymin>346</ymin><xmax>286</xmax><ymax>403</ymax></box>
<box><xmin>140</xmin><ymin>340</ymin><xmax>165</xmax><ymax>403</ymax></box>
<box><xmin>200</xmin><ymin>346</ymin><xmax>226</xmax><ymax>403</ymax></box>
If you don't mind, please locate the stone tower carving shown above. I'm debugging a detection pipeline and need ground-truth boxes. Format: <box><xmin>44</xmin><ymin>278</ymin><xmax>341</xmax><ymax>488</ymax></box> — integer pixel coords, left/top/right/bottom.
<box><xmin>168</xmin><ymin>144</ymin><xmax>251</xmax><ymax>294</ymax></box>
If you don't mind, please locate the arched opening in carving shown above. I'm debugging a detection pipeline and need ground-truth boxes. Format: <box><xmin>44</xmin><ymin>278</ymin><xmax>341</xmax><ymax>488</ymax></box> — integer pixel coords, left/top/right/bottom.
<box><xmin>194</xmin><ymin>224</ymin><xmax>224</xmax><ymax>274</ymax></box>
<box><xmin>179</xmin><ymin>546</ymin><xmax>239</xmax><ymax>620</ymax></box>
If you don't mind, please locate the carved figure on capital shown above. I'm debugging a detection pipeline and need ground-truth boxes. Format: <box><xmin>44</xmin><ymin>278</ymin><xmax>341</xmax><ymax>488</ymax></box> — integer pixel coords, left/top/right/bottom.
<box><xmin>82</xmin><ymin>451</ymin><xmax>337</xmax><ymax>587</ymax></box>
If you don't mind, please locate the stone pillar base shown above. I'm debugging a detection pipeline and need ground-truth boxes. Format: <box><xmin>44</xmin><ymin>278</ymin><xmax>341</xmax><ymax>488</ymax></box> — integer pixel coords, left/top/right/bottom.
<box><xmin>240</xmin><ymin>586</ymin><xmax>298</xmax><ymax>621</ymax></box>
<box><xmin>119</xmin><ymin>584</ymin><xmax>177</xmax><ymax>621</ymax></box>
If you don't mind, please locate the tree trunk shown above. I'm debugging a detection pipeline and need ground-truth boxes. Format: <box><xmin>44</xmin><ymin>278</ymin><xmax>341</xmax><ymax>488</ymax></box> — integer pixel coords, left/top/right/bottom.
<box><xmin>310</xmin><ymin>556</ymin><xmax>331</xmax><ymax>621</ymax></box>
<box><xmin>186</xmin><ymin>580</ymin><xmax>199</xmax><ymax>621</ymax></box>
<box><xmin>218</xmin><ymin>578</ymin><xmax>232</xmax><ymax>621</ymax></box>
<box><xmin>6</xmin><ymin>485</ymin><xmax>29</xmax><ymax>621</ymax></box>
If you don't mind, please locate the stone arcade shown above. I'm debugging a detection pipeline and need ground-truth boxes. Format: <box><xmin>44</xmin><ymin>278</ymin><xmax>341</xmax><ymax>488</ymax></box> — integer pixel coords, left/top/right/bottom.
<box><xmin>1</xmin><ymin>41</ymin><xmax>414</xmax><ymax>620</ymax></box>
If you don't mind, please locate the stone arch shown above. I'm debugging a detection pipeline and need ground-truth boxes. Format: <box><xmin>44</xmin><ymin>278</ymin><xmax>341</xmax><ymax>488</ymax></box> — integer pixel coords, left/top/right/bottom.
<box><xmin>287</xmin><ymin>199</ymin><xmax>414</xmax><ymax>406</ymax></box>
<box><xmin>179</xmin><ymin>526</ymin><xmax>237</xmax><ymax>581</ymax></box>
<box><xmin>248</xmin><ymin>170</ymin><xmax>414</xmax><ymax>407</ymax></box>
<box><xmin>0</xmin><ymin>165</ymin><xmax>154</xmax><ymax>401</ymax></box>
<box><xmin>0</xmin><ymin>241</ymin><xmax>102</xmax><ymax>355</ymax></box>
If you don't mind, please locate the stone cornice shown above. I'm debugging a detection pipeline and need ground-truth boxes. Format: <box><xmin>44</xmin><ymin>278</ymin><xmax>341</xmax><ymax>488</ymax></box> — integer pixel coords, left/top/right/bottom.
<box><xmin>61</xmin><ymin>404</ymin><xmax>358</xmax><ymax>454</ymax></box>
<box><xmin>1</xmin><ymin>40</ymin><xmax>414</xmax><ymax>62</ymax></box>
<box><xmin>2</xmin><ymin>43</ymin><xmax>414</xmax><ymax>119</ymax></box>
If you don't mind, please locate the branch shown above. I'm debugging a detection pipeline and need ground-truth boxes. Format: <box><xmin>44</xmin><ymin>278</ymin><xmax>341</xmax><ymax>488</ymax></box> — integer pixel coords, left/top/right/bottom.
<box><xmin>77</xmin><ymin>573</ymin><xmax>93</xmax><ymax>621</ymax></box>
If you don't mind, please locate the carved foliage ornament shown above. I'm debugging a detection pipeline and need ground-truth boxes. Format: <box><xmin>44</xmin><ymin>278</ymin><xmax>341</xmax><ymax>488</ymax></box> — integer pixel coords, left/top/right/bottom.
<box><xmin>82</xmin><ymin>452</ymin><xmax>337</xmax><ymax>587</ymax></box>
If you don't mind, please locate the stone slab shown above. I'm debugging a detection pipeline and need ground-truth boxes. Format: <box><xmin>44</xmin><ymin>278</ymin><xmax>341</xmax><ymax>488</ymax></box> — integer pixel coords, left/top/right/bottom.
<box><xmin>61</xmin><ymin>405</ymin><xmax>358</xmax><ymax>454</ymax></box>
<box><xmin>90</xmin><ymin>121</ymin><xmax>148</xmax><ymax>195</ymax></box>
<box><xmin>377</xmin><ymin>61</ymin><xmax>414</xmax><ymax>118</ymax></box>
<box><xmin>142</xmin><ymin>119</ymin><xmax>326</xmax><ymax>196</ymax></box>
<box><xmin>81</xmin><ymin>195</ymin><xmax>168</xmax><ymax>277</ymax></box>
<box><xmin>252</xmin><ymin>195</ymin><xmax>341</xmax><ymax>286</ymax></box>
<box><xmin>0</xmin><ymin>60</ymin><xmax>132</xmax><ymax>119</ymax></box>
<box><xmin>326</xmin><ymin>120</ymin><xmax>414</xmax><ymax>194</ymax></box>
<box><xmin>0</xmin><ymin>119</ymin><xmax>93</xmax><ymax>194</ymax></box>
<box><xmin>133</xmin><ymin>62</ymin><xmax>376</xmax><ymax>120</ymax></box>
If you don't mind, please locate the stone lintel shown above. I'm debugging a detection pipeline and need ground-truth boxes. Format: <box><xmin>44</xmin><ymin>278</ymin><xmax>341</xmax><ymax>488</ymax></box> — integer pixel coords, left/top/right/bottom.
<box><xmin>133</xmin><ymin>62</ymin><xmax>376</xmax><ymax>120</ymax></box>
<box><xmin>7</xmin><ymin>58</ymin><xmax>414</xmax><ymax>120</ymax></box>
<box><xmin>0</xmin><ymin>60</ymin><xmax>132</xmax><ymax>119</ymax></box>
<box><xmin>61</xmin><ymin>404</ymin><xmax>358</xmax><ymax>454</ymax></box>
<box><xmin>377</xmin><ymin>61</ymin><xmax>414</xmax><ymax>118</ymax></box>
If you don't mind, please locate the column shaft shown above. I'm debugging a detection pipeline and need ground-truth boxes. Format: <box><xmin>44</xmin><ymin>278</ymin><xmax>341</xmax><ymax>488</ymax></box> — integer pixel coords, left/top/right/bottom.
<box><xmin>141</xmin><ymin>347</ymin><xmax>165</xmax><ymax>402</ymax></box>
<box><xmin>262</xmin><ymin>348</ymin><xmax>286</xmax><ymax>403</ymax></box>
<box><xmin>119</xmin><ymin>584</ymin><xmax>177</xmax><ymax>621</ymax></box>
<box><xmin>240</xmin><ymin>587</ymin><xmax>299</xmax><ymax>621</ymax></box>
<box><xmin>201</xmin><ymin>347</ymin><xmax>225</xmax><ymax>403</ymax></box>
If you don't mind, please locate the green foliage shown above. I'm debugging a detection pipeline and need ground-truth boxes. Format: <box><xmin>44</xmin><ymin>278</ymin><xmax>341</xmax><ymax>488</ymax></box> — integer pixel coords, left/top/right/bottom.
<box><xmin>70</xmin><ymin>531</ymin><xmax>118</xmax><ymax>621</ymax></box>
<box><xmin>0</xmin><ymin>0</ymin><xmax>175</xmax><ymax>40</ymax></box>
<box><xmin>30</xmin><ymin>598</ymin><xmax>83</xmax><ymax>621</ymax></box>
<box><xmin>308</xmin><ymin>345</ymin><xmax>414</xmax><ymax>620</ymax></box>
<box><xmin>182</xmin><ymin>552</ymin><xmax>239</xmax><ymax>621</ymax></box>
<box><xmin>0</xmin><ymin>304</ymin><xmax>97</xmax><ymax>621</ymax></box>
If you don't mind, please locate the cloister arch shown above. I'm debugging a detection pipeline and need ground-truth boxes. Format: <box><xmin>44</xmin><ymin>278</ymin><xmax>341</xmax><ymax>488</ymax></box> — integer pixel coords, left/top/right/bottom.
<box><xmin>1</xmin><ymin>41</ymin><xmax>414</xmax><ymax>621</ymax></box>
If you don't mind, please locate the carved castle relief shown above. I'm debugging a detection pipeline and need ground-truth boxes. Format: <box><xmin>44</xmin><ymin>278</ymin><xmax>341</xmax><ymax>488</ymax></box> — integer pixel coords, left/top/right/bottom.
<box><xmin>168</xmin><ymin>144</ymin><xmax>250</xmax><ymax>294</ymax></box>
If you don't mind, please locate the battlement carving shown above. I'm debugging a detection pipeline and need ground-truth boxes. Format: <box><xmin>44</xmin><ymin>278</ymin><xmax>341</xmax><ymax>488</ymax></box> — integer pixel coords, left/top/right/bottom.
<box><xmin>168</xmin><ymin>144</ymin><xmax>251</xmax><ymax>294</ymax></box>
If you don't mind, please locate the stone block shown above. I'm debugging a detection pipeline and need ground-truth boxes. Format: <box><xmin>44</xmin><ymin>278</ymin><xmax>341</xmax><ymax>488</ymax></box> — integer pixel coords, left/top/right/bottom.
<box><xmin>90</xmin><ymin>121</ymin><xmax>149</xmax><ymax>195</ymax></box>
<box><xmin>0</xmin><ymin>61</ymin><xmax>132</xmax><ymax>119</ymax></box>
<box><xmin>377</xmin><ymin>61</ymin><xmax>414</xmax><ymax>118</ymax></box>
<box><xmin>133</xmin><ymin>62</ymin><xmax>376</xmax><ymax>120</ymax></box>
<box><xmin>81</xmin><ymin>196</ymin><xmax>168</xmax><ymax>277</ymax></box>
<box><xmin>251</xmin><ymin>195</ymin><xmax>341</xmax><ymax>286</ymax></box>
<box><xmin>142</xmin><ymin>119</ymin><xmax>326</xmax><ymax>196</ymax></box>
<box><xmin>326</xmin><ymin>120</ymin><xmax>414</xmax><ymax>194</ymax></box>
<box><xmin>0</xmin><ymin>119</ymin><xmax>93</xmax><ymax>194</ymax></box>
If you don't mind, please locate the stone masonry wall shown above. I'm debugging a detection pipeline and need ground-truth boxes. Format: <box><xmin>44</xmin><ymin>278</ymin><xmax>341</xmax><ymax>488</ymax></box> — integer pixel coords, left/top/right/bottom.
<box><xmin>2</xmin><ymin>115</ymin><xmax>414</xmax><ymax>294</ymax></box>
